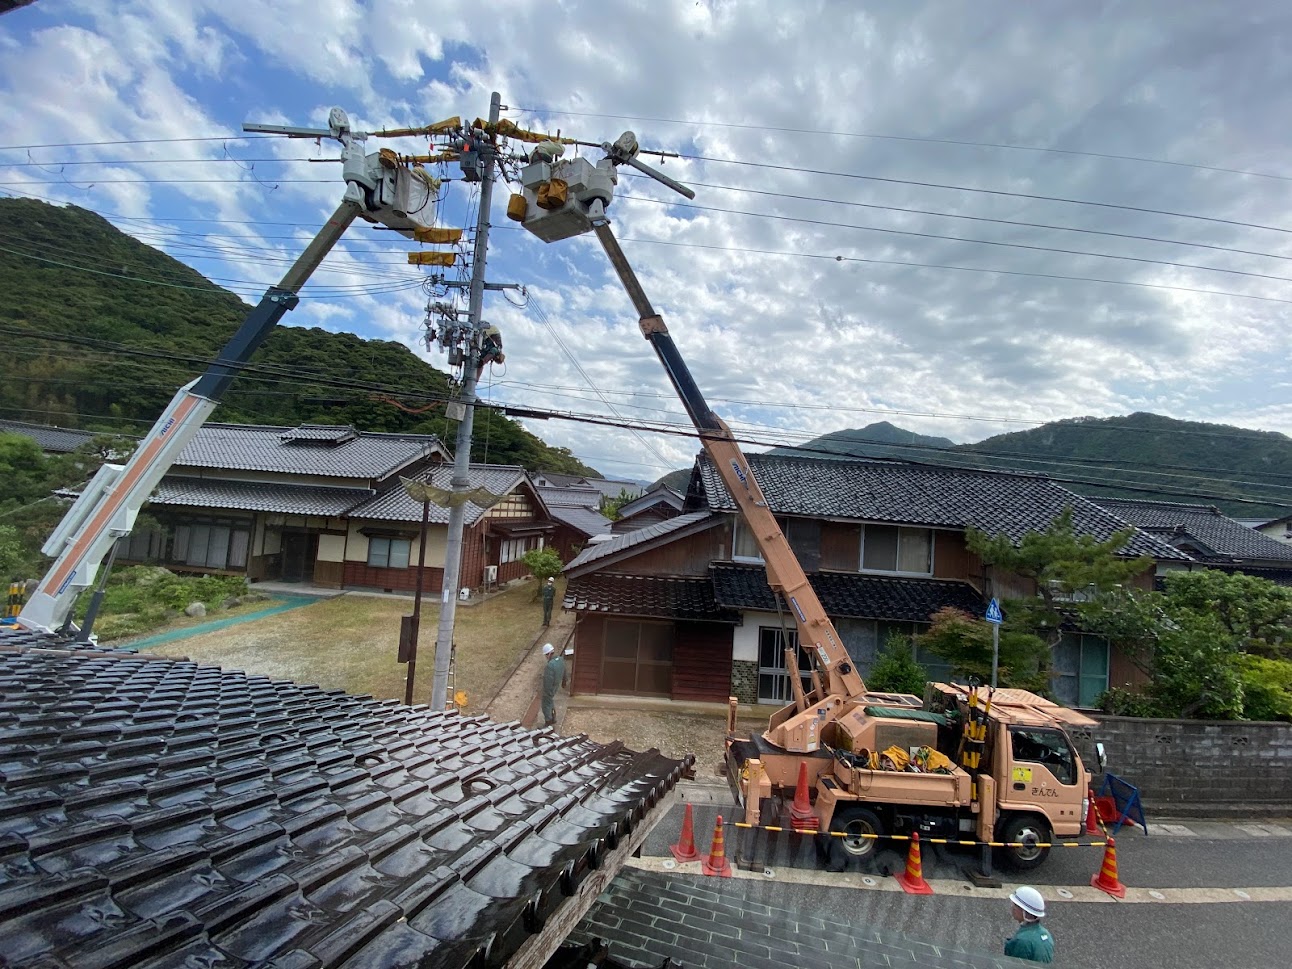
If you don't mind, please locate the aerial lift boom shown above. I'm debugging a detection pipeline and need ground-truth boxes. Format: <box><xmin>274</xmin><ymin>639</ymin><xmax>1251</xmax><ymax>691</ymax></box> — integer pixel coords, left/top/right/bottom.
<box><xmin>511</xmin><ymin>134</ymin><xmax>866</xmax><ymax>752</ymax></box>
<box><xmin>19</xmin><ymin>109</ymin><xmax>441</xmax><ymax>637</ymax></box>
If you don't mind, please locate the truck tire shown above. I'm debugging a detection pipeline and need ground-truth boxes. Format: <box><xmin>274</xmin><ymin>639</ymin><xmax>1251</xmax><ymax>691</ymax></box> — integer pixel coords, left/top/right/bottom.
<box><xmin>831</xmin><ymin>806</ymin><xmax>884</xmax><ymax>862</ymax></box>
<box><xmin>1000</xmin><ymin>814</ymin><xmax>1051</xmax><ymax>871</ymax></box>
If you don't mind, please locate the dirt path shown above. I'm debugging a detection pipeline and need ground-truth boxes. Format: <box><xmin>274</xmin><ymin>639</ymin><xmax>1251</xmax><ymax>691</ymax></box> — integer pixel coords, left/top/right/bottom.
<box><xmin>484</xmin><ymin>609</ymin><xmax>575</xmax><ymax>726</ymax></box>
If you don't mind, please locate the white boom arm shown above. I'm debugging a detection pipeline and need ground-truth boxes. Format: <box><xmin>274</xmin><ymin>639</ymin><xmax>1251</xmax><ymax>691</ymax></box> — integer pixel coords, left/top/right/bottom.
<box><xmin>18</xmin><ymin>107</ymin><xmax>443</xmax><ymax>636</ymax></box>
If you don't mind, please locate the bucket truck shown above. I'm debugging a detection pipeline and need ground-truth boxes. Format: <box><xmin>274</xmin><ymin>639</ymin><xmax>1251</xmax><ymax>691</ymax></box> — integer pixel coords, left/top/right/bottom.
<box><xmin>510</xmin><ymin>134</ymin><xmax>1099</xmax><ymax>871</ymax></box>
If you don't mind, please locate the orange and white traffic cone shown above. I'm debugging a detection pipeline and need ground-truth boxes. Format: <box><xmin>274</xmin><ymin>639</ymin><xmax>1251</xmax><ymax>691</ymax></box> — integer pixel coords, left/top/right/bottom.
<box><xmin>1091</xmin><ymin>837</ymin><xmax>1127</xmax><ymax>898</ymax></box>
<box><xmin>895</xmin><ymin>832</ymin><xmax>934</xmax><ymax>895</ymax></box>
<box><xmin>1085</xmin><ymin>789</ymin><xmax>1100</xmax><ymax>835</ymax></box>
<box><xmin>702</xmin><ymin>814</ymin><xmax>733</xmax><ymax>878</ymax></box>
<box><xmin>789</xmin><ymin>761</ymin><xmax>816</xmax><ymax>832</ymax></box>
<box><xmin>670</xmin><ymin>802</ymin><xmax>701</xmax><ymax>863</ymax></box>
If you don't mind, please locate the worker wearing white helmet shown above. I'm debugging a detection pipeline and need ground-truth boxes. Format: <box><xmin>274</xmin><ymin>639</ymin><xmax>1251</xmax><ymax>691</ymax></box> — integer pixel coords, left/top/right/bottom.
<box><xmin>1004</xmin><ymin>886</ymin><xmax>1054</xmax><ymax>963</ymax></box>
<box><xmin>540</xmin><ymin>642</ymin><xmax>565</xmax><ymax>728</ymax></box>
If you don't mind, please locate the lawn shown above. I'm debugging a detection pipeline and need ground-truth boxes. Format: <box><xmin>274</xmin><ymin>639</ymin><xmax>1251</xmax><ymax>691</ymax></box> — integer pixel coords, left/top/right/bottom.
<box><xmin>151</xmin><ymin>582</ymin><xmax>545</xmax><ymax>710</ymax></box>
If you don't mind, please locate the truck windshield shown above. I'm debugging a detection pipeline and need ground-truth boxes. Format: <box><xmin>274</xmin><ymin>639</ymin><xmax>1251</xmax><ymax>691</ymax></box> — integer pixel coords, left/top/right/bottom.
<box><xmin>1009</xmin><ymin>726</ymin><xmax>1076</xmax><ymax>785</ymax></box>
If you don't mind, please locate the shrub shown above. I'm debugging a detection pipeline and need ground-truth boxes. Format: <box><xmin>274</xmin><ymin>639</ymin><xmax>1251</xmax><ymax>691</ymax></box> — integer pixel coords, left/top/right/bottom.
<box><xmin>1237</xmin><ymin>655</ymin><xmax>1292</xmax><ymax>722</ymax></box>
<box><xmin>866</xmin><ymin>635</ymin><xmax>929</xmax><ymax>695</ymax></box>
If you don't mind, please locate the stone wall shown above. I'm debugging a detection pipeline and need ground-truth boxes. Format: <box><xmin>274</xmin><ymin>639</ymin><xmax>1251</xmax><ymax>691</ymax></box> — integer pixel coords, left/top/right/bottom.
<box><xmin>730</xmin><ymin>659</ymin><xmax>758</xmax><ymax>705</ymax></box>
<box><xmin>1068</xmin><ymin>715</ymin><xmax>1292</xmax><ymax>809</ymax></box>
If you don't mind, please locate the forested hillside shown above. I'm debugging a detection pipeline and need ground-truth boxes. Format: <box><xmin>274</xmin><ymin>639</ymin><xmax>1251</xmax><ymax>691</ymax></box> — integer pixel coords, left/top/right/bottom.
<box><xmin>0</xmin><ymin>198</ymin><xmax>597</xmax><ymax>476</ymax></box>
<box><xmin>771</xmin><ymin>414</ymin><xmax>1292</xmax><ymax>518</ymax></box>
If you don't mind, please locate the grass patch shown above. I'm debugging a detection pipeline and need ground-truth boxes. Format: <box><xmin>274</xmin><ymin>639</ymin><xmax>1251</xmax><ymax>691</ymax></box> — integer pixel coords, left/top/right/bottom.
<box><xmin>152</xmin><ymin>581</ymin><xmax>546</xmax><ymax>709</ymax></box>
<box><xmin>85</xmin><ymin>566</ymin><xmax>261</xmax><ymax>641</ymax></box>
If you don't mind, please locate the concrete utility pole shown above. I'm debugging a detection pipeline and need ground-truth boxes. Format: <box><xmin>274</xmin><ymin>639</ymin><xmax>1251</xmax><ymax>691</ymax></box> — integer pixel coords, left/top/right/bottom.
<box><xmin>429</xmin><ymin>92</ymin><xmax>501</xmax><ymax>711</ymax></box>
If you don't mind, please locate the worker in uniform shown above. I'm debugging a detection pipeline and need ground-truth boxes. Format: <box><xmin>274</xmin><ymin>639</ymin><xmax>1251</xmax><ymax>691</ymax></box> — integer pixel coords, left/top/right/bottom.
<box><xmin>541</xmin><ymin>642</ymin><xmax>565</xmax><ymax>728</ymax></box>
<box><xmin>1004</xmin><ymin>886</ymin><xmax>1054</xmax><ymax>963</ymax></box>
<box><xmin>541</xmin><ymin>576</ymin><xmax>556</xmax><ymax>626</ymax></box>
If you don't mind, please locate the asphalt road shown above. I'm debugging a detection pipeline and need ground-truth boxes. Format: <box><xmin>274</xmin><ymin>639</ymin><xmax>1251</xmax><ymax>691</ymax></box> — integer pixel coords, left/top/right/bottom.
<box><xmin>631</xmin><ymin>785</ymin><xmax>1292</xmax><ymax>969</ymax></box>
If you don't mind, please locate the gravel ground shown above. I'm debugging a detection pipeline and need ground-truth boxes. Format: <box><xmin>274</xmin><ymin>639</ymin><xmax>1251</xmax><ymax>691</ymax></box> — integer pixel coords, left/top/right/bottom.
<box><xmin>563</xmin><ymin>703</ymin><xmax>779</xmax><ymax>778</ymax></box>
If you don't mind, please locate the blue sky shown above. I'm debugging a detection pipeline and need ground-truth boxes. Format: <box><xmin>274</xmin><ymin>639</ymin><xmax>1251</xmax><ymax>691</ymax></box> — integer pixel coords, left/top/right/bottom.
<box><xmin>4</xmin><ymin>0</ymin><xmax>1292</xmax><ymax>484</ymax></box>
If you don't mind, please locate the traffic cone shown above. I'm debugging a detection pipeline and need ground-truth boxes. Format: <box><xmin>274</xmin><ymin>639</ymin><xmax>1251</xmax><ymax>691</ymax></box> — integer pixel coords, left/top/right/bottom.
<box><xmin>701</xmin><ymin>814</ymin><xmax>733</xmax><ymax>877</ymax></box>
<box><xmin>895</xmin><ymin>832</ymin><xmax>934</xmax><ymax>895</ymax></box>
<box><xmin>1091</xmin><ymin>837</ymin><xmax>1127</xmax><ymax>898</ymax></box>
<box><xmin>670</xmin><ymin>803</ymin><xmax>701</xmax><ymax>863</ymax></box>
<box><xmin>1085</xmin><ymin>789</ymin><xmax>1099</xmax><ymax>835</ymax></box>
<box><xmin>789</xmin><ymin>761</ymin><xmax>816</xmax><ymax>832</ymax></box>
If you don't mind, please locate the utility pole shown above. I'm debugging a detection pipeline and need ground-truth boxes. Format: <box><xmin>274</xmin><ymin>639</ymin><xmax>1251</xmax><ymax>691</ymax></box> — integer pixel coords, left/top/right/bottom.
<box><xmin>429</xmin><ymin>92</ymin><xmax>501</xmax><ymax>711</ymax></box>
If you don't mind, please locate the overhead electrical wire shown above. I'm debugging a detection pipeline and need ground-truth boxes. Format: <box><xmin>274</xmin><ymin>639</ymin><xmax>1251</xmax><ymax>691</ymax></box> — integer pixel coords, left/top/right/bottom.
<box><xmin>676</xmin><ymin>153</ymin><xmax>1292</xmax><ymax>235</ymax></box>
<box><xmin>494</xmin><ymin>224</ymin><xmax>1292</xmax><ymax>307</ymax></box>
<box><xmin>5</xmin><ymin>325</ymin><xmax>1291</xmax><ymax>508</ymax></box>
<box><xmin>511</xmin><ymin>105</ymin><xmax>1292</xmax><ymax>183</ymax></box>
<box><xmin>618</xmin><ymin>193</ymin><xmax>1292</xmax><ymax>286</ymax></box>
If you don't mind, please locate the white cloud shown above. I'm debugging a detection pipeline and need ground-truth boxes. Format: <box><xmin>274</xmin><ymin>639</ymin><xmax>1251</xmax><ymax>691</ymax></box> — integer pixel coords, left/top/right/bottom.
<box><xmin>5</xmin><ymin>0</ymin><xmax>1292</xmax><ymax>486</ymax></box>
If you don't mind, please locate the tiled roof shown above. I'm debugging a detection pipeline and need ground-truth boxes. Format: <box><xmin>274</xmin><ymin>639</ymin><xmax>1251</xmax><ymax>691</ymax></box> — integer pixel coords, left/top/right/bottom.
<box><xmin>563</xmin><ymin>574</ymin><xmax>740</xmax><ymax>622</ymax></box>
<box><xmin>152</xmin><ymin>477</ymin><xmax>373</xmax><ymax>516</ymax></box>
<box><xmin>537</xmin><ymin>485</ymin><xmax>602</xmax><ymax>509</ymax></box>
<box><xmin>569</xmin><ymin>867</ymin><xmax>1030</xmax><ymax>969</ymax></box>
<box><xmin>174</xmin><ymin>423</ymin><xmax>442</xmax><ymax>479</ymax></box>
<box><xmin>696</xmin><ymin>453</ymin><xmax>1189</xmax><ymax>560</ymax></box>
<box><xmin>1096</xmin><ymin>497</ymin><xmax>1292</xmax><ymax>562</ymax></box>
<box><xmin>617</xmin><ymin>485</ymin><xmax>683</xmax><ymax>520</ymax></box>
<box><xmin>547</xmin><ymin>504</ymin><xmax>613</xmax><ymax>538</ymax></box>
<box><xmin>348</xmin><ymin>464</ymin><xmax>529</xmax><ymax>525</ymax></box>
<box><xmin>711</xmin><ymin>563</ymin><xmax>985</xmax><ymax>623</ymax></box>
<box><xmin>0</xmin><ymin>645</ymin><xmax>690</xmax><ymax>969</ymax></box>
<box><xmin>0</xmin><ymin>419</ymin><xmax>109</xmax><ymax>453</ymax></box>
<box><xmin>566</xmin><ymin>512</ymin><xmax>715</xmax><ymax>570</ymax></box>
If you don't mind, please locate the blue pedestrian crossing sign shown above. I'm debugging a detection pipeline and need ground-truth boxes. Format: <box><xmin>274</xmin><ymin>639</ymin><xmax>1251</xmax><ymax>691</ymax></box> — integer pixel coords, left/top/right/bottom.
<box><xmin>985</xmin><ymin>598</ymin><xmax>1004</xmax><ymax>624</ymax></box>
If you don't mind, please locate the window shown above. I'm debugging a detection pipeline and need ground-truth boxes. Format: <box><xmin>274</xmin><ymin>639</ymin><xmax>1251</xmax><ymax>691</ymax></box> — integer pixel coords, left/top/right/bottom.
<box><xmin>756</xmin><ymin>627</ymin><xmax>815</xmax><ymax>704</ymax></box>
<box><xmin>1009</xmin><ymin>726</ymin><xmax>1077</xmax><ymax>786</ymax></box>
<box><xmin>367</xmin><ymin>536</ymin><xmax>411</xmax><ymax>569</ymax></box>
<box><xmin>732</xmin><ymin>518</ymin><xmax>765</xmax><ymax>562</ymax></box>
<box><xmin>170</xmin><ymin>521</ymin><xmax>250</xmax><ymax>570</ymax></box>
<box><xmin>1051</xmin><ymin>633</ymin><xmax>1110</xmax><ymax>708</ymax></box>
<box><xmin>500</xmin><ymin>537</ymin><xmax>528</xmax><ymax>564</ymax></box>
<box><xmin>861</xmin><ymin>524</ymin><xmax>932</xmax><ymax>574</ymax></box>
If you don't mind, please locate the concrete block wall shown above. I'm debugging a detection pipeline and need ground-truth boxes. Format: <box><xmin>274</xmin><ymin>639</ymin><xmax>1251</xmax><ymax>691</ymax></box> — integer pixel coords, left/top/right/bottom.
<box><xmin>1069</xmin><ymin>716</ymin><xmax>1292</xmax><ymax>808</ymax></box>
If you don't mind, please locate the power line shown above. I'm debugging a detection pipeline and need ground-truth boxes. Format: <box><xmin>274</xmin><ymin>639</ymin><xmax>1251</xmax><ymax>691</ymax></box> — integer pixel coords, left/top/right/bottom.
<box><xmin>620</xmin><ymin>173</ymin><xmax>1292</xmax><ymax>265</ymax></box>
<box><xmin>679</xmin><ymin>154</ymin><xmax>1292</xmax><ymax>236</ymax></box>
<box><xmin>493</xmin><ymin>223</ymin><xmax>1292</xmax><ymax>307</ymax></box>
<box><xmin>620</xmin><ymin>193</ymin><xmax>1292</xmax><ymax>286</ymax></box>
<box><xmin>512</xmin><ymin>106</ymin><xmax>1292</xmax><ymax>183</ymax></box>
<box><xmin>0</xmin><ymin>135</ymin><xmax>276</xmax><ymax>151</ymax></box>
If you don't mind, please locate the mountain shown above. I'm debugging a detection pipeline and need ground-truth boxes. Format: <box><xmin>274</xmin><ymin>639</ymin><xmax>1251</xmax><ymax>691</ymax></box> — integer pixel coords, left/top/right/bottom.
<box><xmin>774</xmin><ymin>414</ymin><xmax>1292</xmax><ymax>519</ymax></box>
<box><xmin>954</xmin><ymin>413</ymin><xmax>1292</xmax><ymax>518</ymax></box>
<box><xmin>767</xmin><ymin>421</ymin><xmax>956</xmax><ymax>461</ymax></box>
<box><xmin>0</xmin><ymin>198</ymin><xmax>597</xmax><ymax>476</ymax></box>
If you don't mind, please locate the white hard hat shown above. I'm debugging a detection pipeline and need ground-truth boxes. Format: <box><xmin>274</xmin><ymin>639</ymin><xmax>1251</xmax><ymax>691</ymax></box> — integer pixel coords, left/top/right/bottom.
<box><xmin>1009</xmin><ymin>886</ymin><xmax>1046</xmax><ymax>919</ymax></box>
<box><xmin>542</xmin><ymin>643</ymin><xmax>555</xmax><ymax>656</ymax></box>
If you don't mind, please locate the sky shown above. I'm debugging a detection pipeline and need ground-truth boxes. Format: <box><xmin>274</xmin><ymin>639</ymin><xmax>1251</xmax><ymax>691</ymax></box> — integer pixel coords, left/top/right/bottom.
<box><xmin>3</xmin><ymin>0</ymin><xmax>1292</xmax><ymax>483</ymax></box>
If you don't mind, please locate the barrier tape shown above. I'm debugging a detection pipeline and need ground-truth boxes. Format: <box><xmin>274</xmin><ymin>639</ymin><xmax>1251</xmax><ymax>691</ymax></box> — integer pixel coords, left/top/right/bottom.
<box><xmin>729</xmin><ymin>820</ymin><xmax>1107</xmax><ymax>849</ymax></box>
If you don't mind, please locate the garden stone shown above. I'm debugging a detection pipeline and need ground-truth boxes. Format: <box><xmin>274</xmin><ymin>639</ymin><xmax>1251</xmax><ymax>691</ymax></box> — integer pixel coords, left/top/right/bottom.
<box><xmin>184</xmin><ymin>602</ymin><xmax>206</xmax><ymax>618</ymax></box>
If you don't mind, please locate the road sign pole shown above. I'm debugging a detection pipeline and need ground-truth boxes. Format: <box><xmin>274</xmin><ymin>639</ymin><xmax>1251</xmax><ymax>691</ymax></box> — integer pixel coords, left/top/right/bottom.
<box><xmin>991</xmin><ymin>622</ymin><xmax>999</xmax><ymax>689</ymax></box>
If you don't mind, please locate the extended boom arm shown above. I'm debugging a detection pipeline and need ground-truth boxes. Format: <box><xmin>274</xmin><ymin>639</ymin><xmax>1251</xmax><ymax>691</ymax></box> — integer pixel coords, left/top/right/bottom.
<box><xmin>592</xmin><ymin>223</ymin><xmax>867</xmax><ymax>752</ymax></box>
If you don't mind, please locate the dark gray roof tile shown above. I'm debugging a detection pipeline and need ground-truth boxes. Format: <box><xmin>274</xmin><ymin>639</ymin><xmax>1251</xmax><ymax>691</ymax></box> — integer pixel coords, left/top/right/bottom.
<box><xmin>0</xmin><ymin>419</ymin><xmax>111</xmax><ymax>453</ymax></box>
<box><xmin>348</xmin><ymin>464</ymin><xmax>528</xmax><ymax>525</ymax></box>
<box><xmin>548</xmin><ymin>504</ymin><xmax>613</xmax><ymax>537</ymax></box>
<box><xmin>1097</xmin><ymin>497</ymin><xmax>1292</xmax><ymax>562</ymax></box>
<box><xmin>564</xmin><ymin>574</ymin><xmax>740</xmax><ymax>622</ymax></box>
<box><xmin>152</xmin><ymin>477</ymin><xmax>372</xmax><ymax>516</ymax></box>
<box><xmin>697</xmin><ymin>453</ymin><xmax>1188</xmax><ymax>560</ymax></box>
<box><xmin>711</xmin><ymin>563</ymin><xmax>986</xmax><ymax>622</ymax></box>
<box><xmin>0</xmin><ymin>641</ymin><xmax>690</xmax><ymax>969</ymax></box>
<box><xmin>174</xmin><ymin>424</ymin><xmax>443</xmax><ymax>479</ymax></box>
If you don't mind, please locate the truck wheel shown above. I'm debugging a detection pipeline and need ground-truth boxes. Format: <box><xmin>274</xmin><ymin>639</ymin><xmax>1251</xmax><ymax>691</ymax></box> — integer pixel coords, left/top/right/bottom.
<box><xmin>1000</xmin><ymin>815</ymin><xmax>1051</xmax><ymax>871</ymax></box>
<box><xmin>832</xmin><ymin>806</ymin><xmax>884</xmax><ymax>861</ymax></box>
